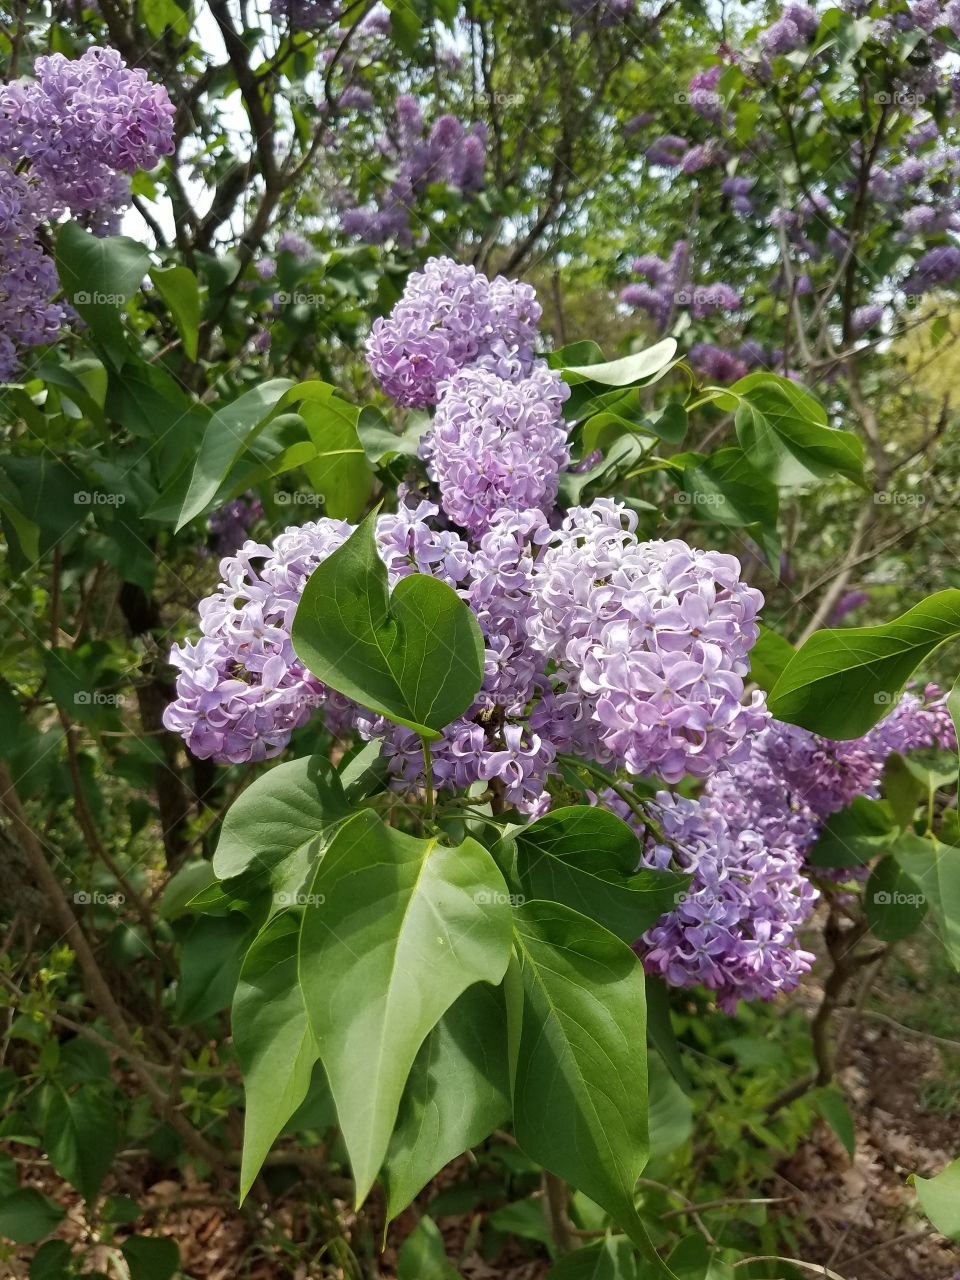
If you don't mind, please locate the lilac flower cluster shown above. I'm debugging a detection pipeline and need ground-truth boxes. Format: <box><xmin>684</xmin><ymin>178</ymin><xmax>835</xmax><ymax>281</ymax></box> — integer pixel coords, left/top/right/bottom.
<box><xmin>206</xmin><ymin>494</ymin><xmax>265</xmax><ymax>558</ymax></box>
<box><xmin>420</xmin><ymin>363</ymin><xmax>570</xmax><ymax>534</ymax></box>
<box><xmin>758</xmin><ymin>3</ymin><xmax>820</xmax><ymax>57</ymax></box>
<box><xmin>340</xmin><ymin>95</ymin><xmax>485</xmax><ymax>246</ymax></box>
<box><xmin>620</xmin><ymin>243</ymin><xmax>741</xmax><ymax>331</ymax></box>
<box><xmin>0</xmin><ymin>48</ymin><xmax>174</xmax><ymax>380</ymax></box>
<box><xmin>366</xmin><ymin>257</ymin><xmax>541</xmax><ymax>407</ymax></box>
<box><xmin>527</xmin><ymin>499</ymin><xmax>768</xmax><ymax>782</ymax></box>
<box><xmin>628</xmin><ymin>790</ymin><xmax>818</xmax><ymax>1011</ymax></box>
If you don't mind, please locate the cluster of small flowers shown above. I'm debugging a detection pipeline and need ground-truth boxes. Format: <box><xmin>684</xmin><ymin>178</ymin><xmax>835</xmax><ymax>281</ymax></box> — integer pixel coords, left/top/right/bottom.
<box><xmin>0</xmin><ymin>47</ymin><xmax>174</xmax><ymax>380</ymax></box>
<box><xmin>705</xmin><ymin>687</ymin><xmax>957</xmax><ymax>860</ymax></box>
<box><xmin>340</xmin><ymin>95</ymin><xmax>486</xmax><ymax>246</ymax></box>
<box><xmin>206</xmin><ymin>493</ymin><xmax>265</xmax><ymax>558</ymax></box>
<box><xmin>757</xmin><ymin>3</ymin><xmax>820</xmax><ymax>59</ymax></box>
<box><xmin>622</xmin><ymin>789</ymin><xmax>818</xmax><ymax>1012</ymax></box>
<box><xmin>620</xmin><ymin>242</ymin><xmax>741</xmax><ymax>331</ymax></box>
<box><xmin>269</xmin><ymin>0</ymin><xmax>340</xmax><ymax>29</ymax></box>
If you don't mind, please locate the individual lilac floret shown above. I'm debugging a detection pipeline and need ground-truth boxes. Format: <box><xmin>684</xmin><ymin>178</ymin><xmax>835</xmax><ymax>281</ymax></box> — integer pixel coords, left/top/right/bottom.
<box><xmin>366</xmin><ymin>257</ymin><xmax>542</xmax><ymax>407</ymax></box>
<box><xmin>613</xmin><ymin>789</ymin><xmax>818</xmax><ymax>1012</ymax></box>
<box><xmin>420</xmin><ymin>363</ymin><xmax>571</xmax><ymax>533</ymax></box>
<box><xmin>528</xmin><ymin>499</ymin><xmax>769</xmax><ymax>783</ymax></box>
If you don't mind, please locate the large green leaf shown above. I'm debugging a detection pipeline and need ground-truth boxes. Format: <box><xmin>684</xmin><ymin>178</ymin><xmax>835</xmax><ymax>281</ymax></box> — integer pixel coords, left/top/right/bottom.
<box><xmin>513</xmin><ymin>807</ymin><xmax>687</xmax><ymax>942</ymax></box>
<box><xmin>748</xmin><ymin>626</ymin><xmax>796</xmax><ymax>695</ymax></box>
<box><xmin>767</xmin><ymin>591</ymin><xmax>960</xmax><ymax>737</ymax></box>
<box><xmin>55</xmin><ymin>222</ymin><xmax>151</xmax><ymax>369</ymax></box>
<box><xmin>677</xmin><ymin>447</ymin><xmax>778</xmax><ymax>537</ymax></box>
<box><xmin>152</xmin><ymin>265</ymin><xmax>200</xmax><ymax>361</ymax></box>
<box><xmin>172</xmin><ymin>378</ymin><xmax>295</xmax><ymax>530</ymax></box>
<box><xmin>212</xmin><ymin>755</ymin><xmax>350</xmax><ymax>897</ymax></box>
<box><xmin>722</xmin><ymin>373</ymin><xmax>866</xmax><ymax>488</ymax></box>
<box><xmin>121</xmin><ymin>1236</ymin><xmax>180</xmax><ymax>1280</ymax></box>
<box><xmin>0</xmin><ymin>1189</ymin><xmax>64</xmax><ymax>1244</ymax></box>
<box><xmin>233</xmin><ymin>914</ymin><xmax>320</xmax><ymax>1201</ymax></box>
<box><xmin>892</xmin><ymin>832</ymin><xmax>960</xmax><ymax>967</ymax></box>
<box><xmin>43</xmin><ymin>1084</ymin><xmax>117</xmax><ymax>1201</ymax></box>
<box><xmin>915</xmin><ymin>1156</ymin><xmax>960</xmax><ymax>1239</ymax></box>
<box><xmin>562</xmin><ymin>339</ymin><xmax>678</xmax><ymax>387</ymax></box>
<box><xmin>298</xmin><ymin>810</ymin><xmax>513</xmax><ymax>1203</ymax></box>
<box><xmin>647</xmin><ymin>1054</ymin><xmax>692</xmax><ymax>1161</ymax></box>
<box><xmin>382</xmin><ymin>981</ymin><xmax>510</xmax><ymax>1220</ymax></box>
<box><xmin>302</xmin><ymin>397</ymin><xmax>374</xmax><ymax>521</ymax></box>
<box><xmin>511</xmin><ymin>901</ymin><xmax>668</xmax><ymax>1275</ymax></box>
<box><xmin>292</xmin><ymin>512</ymin><xmax>485</xmax><ymax>739</ymax></box>
<box><xmin>865</xmin><ymin>856</ymin><xmax>928</xmax><ymax>941</ymax></box>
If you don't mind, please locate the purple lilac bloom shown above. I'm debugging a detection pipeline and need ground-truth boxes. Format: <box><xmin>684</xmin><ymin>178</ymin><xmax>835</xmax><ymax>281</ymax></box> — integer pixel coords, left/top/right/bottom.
<box><xmin>277</xmin><ymin>230</ymin><xmax>312</xmax><ymax>259</ymax></box>
<box><xmin>0</xmin><ymin>47</ymin><xmax>175</xmax><ymax>215</ymax></box>
<box><xmin>688</xmin><ymin>66</ymin><xmax>724</xmax><ymax>121</ymax></box>
<box><xmin>527</xmin><ymin>499</ymin><xmax>768</xmax><ymax>783</ymax></box>
<box><xmin>623</xmin><ymin>112</ymin><xmax>654</xmax><ymax>138</ymax></box>
<box><xmin>689</xmin><ymin>343</ymin><xmax>749</xmax><ymax>383</ymax></box>
<box><xmin>420</xmin><ymin>363</ymin><xmax>571</xmax><ymax>534</ymax></box>
<box><xmin>722</xmin><ymin>174</ymin><xmax>756</xmax><ymax>214</ymax></box>
<box><xmin>851</xmin><ymin>304</ymin><xmax>884</xmax><ymax>336</ymax></box>
<box><xmin>682</xmin><ymin>142</ymin><xmax>724</xmax><ymax>174</ymax></box>
<box><xmin>366</xmin><ymin>257</ymin><xmax>541</xmax><ymax>407</ymax></box>
<box><xmin>606</xmin><ymin>788</ymin><xmax>818</xmax><ymax>1011</ymax></box>
<box><xmin>207</xmin><ymin>493</ymin><xmax>265</xmax><ymax>557</ymax></box>
<box><xmin>646</xmin><ymin>135</ymin><xmax>688</xmax><ymax>167</ymax></box>
<box><xmin>904</xmin><ymin>245</ymin><xmax>960</xmax><ymax>294</ymax></box>
<box><xmin>339</xmin><ymin>95</ymin><xmax>486</xmax><ymax>246</ymax></box>
<box><xmin>0</xmin><ymin>48</ymin><xmax>174</xmax><ymax>378</ymax></box>
<box><xmin>828</xmin><ymin>589</ymin><xmax>870</xmax><ymax>624</ymax></box>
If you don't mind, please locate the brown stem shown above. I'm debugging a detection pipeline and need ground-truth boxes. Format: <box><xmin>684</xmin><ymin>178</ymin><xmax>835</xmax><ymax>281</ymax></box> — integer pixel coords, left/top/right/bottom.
<box><xmin>542</xmin><ymin>1171</ymin><xmax>572</xmax><ymax>1254</ymax></box>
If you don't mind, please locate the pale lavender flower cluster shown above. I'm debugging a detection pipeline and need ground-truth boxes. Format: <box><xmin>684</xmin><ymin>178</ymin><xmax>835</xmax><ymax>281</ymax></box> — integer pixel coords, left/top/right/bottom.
<box><xmin>0</xmin><ymin>47</ymin><xmax>174</xmax><ymax>380</ymax></box>
<box><xmin>628</xmin><ymin>790</ymin><xmax>818</xmax><ymax>1011</ymax></box>
<box><xmin>758</xmin><ymin>4</ymin><xmax>820</xmax><ymax>57</ymax></box>
<box><xmin>419</xmin><ymin>363</ymin><xmax>571</xmax><ymax>534</ymax></box>
<box><xmin>366</xmin><ymin>257</ymin><xmax>541</xmax><ymax>407</ymax></box>
<box><xmin>340</xmin><ymin>95</ymin><xmax>486</xmax><ymax>246</ymax></box>
<box><xmin>527</xmin><ymin>499</ymin><xmax>768</xmax><ymax>782</ymax></box>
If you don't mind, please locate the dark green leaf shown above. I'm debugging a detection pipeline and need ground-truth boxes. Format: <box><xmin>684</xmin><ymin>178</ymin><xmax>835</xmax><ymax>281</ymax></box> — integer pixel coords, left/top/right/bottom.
<box><xmin>234</xmin><ymin>914</ymin><xmax>320</xmax><ymax>1201</ymax></box>
<box><xmin>152</xmin><ymin>265</ymin><xmax>200</xmax><ymax>360</ymax></box>
<box><xmin>0</xmin><ymin>1189</ymin><xmax>64</xmax><ymax>1243</ymax></box>
<box><xmin>767</xmin><ymin>591</ymin><xmax>960</xmax><ymax>737</ymax></box>
<box><xmin>383</xmin><ymin>982</ymin><xmax>510</xmax><ymax>1219</ymax></box>
<box><xmin>865</xmin><ymin>856</ymin><xmax>928</xmax><ymax>941</ymax></box>
<box><xmin>292</xmin><ymin>511</ymin><xmax>485</xmax><ymax>738</ymax></box>
<box><xmin>397</xmin><ymin>1216</ymin><xmax>461</xmax><ymax>1280</ymax></box>
<box><xmin>813</xmin><ymin>1088</ymin><xmax>855</xmax><ymax>1159</ymax></box>
<box><xmin>44</xmin><ymin>1084</ymin><xmax>117</xmax><ymax>1201</ymax></box>
<box><xmin>55</xmin><ymin>222</ymin><xmax>150</xmax><ymax>368</ymax></box>
<box><xmin>121</xmin><ymin>1236</ymin><xmax>180</xmax><ymax>1280</ymax></box>
<box><xmin>514</xmin><ymin>807</ymin><xmax>687</xmax><ymax>941</ymax></box>
<box><xmin>298</xmin><ymin>810</ymin><xmax>513</xmax><ymax>1203</ymax></box>
<box><xmin>548</xmin><ymin>1237</ymin><xmax>643</xmax><ymax>1279</ymax></box>
<box><xmin>806</xmin><ymin>797</ymin><xmax>894</xmax><ymax>869</ymax></box>
<box><xmin>749</xmin><ymin>626</ymin><xmax>796</xmax><ymax>695</ymax></box>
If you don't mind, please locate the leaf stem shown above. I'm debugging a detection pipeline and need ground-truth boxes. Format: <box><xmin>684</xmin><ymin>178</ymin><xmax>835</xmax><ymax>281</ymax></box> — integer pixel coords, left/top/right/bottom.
<box><xmin>421</xmin><ymin>736</ymin><xmax>435</xmax><ymax>822</ymax></box>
